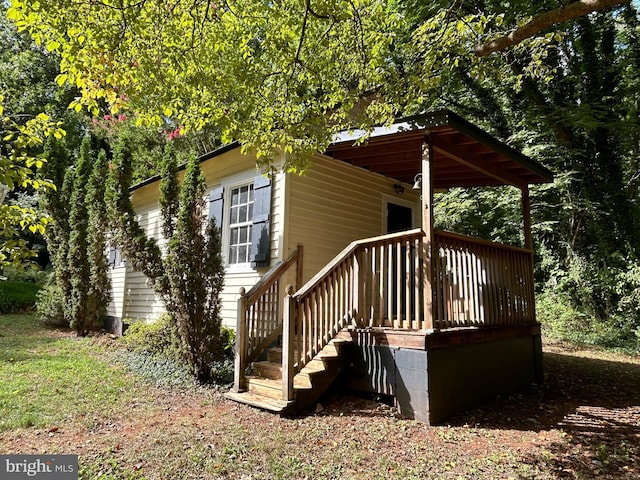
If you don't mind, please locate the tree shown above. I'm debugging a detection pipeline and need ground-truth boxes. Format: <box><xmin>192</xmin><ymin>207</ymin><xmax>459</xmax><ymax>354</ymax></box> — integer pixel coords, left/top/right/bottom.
<box><xmin>0</xmin><ymin>2</ymin><xmax>83</xmax><ymax>269</ymax></box>
<box><xmin>107</xmin><ymin>138</ymin><xmax>226</xmax><ymax>381</ymax></box>
<box><xmin>66</xmin><ymin>137</ymin><xmax>93</xmax><ymax>334</ymax></box>
<box><xmin>8</xmin><ymin>1</ymin><xmax>627</xmax><ymax>173</ymax></box>
<box><xmin>0</xmin><ymin>94</ymin><xmax>63</xmax><ymax>267</ymax></box>
<box><xmin>86</xmin><ymin>149</ymin><xmax>112</xmax><ymax>329</ymax></box>
<box><xmin>165</xmin><ymin>153</ymin><xmax>225</xmax><ymax>381</ymax></box>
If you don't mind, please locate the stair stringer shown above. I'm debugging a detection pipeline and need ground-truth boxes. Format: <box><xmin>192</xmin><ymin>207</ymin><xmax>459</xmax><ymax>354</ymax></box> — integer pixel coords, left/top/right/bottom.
<box><xmin>291</xmin><ymin>338</ymin><xmax>352</xmax><ymax>412</ymax></box>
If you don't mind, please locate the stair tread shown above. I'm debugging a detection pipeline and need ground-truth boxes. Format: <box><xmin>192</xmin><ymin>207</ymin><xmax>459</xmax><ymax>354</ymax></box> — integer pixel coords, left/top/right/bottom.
<box><xmin>225</xmin><ymin>391</ymin><xmax>291</xmax><ymax>412</ymax></box>
<box><xmin>254</xmin><ymin>360</ymin><xmax>283</xmax><ymax>370</ymax></box>
<box><xmin>246</xmin><ymin>375</ymin><xmax>281</xmax><ymax>387</ymax></box>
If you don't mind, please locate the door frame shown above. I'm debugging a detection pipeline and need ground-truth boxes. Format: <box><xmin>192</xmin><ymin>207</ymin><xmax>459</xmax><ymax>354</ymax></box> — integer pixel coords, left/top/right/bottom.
<box><xmin>382</xmin><ymin>194</ymin><xmax>419</xmax><ymax>234</ymax></box>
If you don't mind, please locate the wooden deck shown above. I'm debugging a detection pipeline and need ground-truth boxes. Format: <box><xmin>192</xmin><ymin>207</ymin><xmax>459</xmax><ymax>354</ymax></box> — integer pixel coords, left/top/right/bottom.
<box><xmin>226</xmin><ymin>229</ymin><xmax>541</xmax><ymax>422</ymax></box>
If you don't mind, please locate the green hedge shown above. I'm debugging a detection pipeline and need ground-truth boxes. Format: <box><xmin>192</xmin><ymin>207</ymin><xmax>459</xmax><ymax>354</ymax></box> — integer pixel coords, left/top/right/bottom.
<box><xmin>0</xmin><ymin>281</ymin><xmax>42</xmax><ymax>314</ymax></box>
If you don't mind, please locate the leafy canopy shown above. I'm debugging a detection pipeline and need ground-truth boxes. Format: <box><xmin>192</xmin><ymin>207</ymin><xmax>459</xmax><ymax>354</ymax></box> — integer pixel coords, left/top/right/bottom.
<box><xmin>0</xmin><ymin>93</ymin><xmax>64</xmax><ymax>266</ymax></box>
<box><xmin>7</xmin><ymin>0</ymin><xmax>559</xmax><ymax>171</ymax></box>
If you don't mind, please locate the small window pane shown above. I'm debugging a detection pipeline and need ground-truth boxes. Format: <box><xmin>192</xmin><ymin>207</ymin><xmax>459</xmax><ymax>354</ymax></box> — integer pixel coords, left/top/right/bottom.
<box><xmin>239</xmin><ymin>205</ymin><xmax>247</xmax><ymax>222</ymax></box>
<box><xmin>238</xmin><ymin>245</ymin><xmax>247</xmax><ymax>263</ymax></box>
<box><xmin>227</xmin><ymin>182</ymin><xmax>255</xmax><ymax>265</ymax></box>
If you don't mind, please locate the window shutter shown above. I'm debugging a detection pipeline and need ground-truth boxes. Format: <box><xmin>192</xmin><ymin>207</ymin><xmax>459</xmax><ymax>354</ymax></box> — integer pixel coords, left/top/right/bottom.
<box><xmin>208</xmin><ymin>186</ymin><xmax>224</xmax><ymax>229</ymax></box>
<box><xmin>108</xmin><ymin>247</ymin><xmax>116</xmax><ymax>268</ymax></box>
<box><xmin>250</xmin><ymin>175</ymin><xmax>271</xmax><ymax>268</ymax></box>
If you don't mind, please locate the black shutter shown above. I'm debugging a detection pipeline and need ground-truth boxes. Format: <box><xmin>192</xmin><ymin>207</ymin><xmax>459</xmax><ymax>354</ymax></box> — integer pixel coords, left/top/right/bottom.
<box><xmin>208</xmin><ymin>186</ymin><xmax>224</xmax><ymax>229</ymax></box>
<box><xmin>250</xmin><ymin>175</ymin><xmax>271</xmax><ymax>268</ymax></box>
<box><xmin>108</xmin><ymin>247</ymin><xmax>116</xmax><ymax>268</ymax></box>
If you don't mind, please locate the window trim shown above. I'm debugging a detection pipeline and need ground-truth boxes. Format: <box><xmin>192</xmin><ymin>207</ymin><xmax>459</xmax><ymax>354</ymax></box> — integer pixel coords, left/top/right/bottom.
<box><xmin>220</xmin><ymin>171</ymin><xmax>257</xmax><ymax>272</ymax></box>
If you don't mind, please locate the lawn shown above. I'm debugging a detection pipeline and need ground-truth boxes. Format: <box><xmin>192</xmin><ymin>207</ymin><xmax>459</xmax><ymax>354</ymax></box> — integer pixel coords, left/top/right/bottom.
<box><xmin>1</xmin><ymin>314</ymin><xmax>639</xmax><ymax>479</ymax></box>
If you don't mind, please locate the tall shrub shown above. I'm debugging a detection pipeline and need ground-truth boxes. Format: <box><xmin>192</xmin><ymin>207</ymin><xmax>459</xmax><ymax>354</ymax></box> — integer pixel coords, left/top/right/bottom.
<box><xmin>107</xmin><ymin>138</ymin><xmax>226</xmax><ymax>381</ymax></box>
<box><xmin>165</xmin><ymin>155</ymin><xmax>225</xmax><ymax>381</ymax></box>
<box><xmin>86</xmin><ymin>149</ymin><xmax>112</xmax><ymax>327</ymax></box>
<box><xmin>39</xmin><ymin>137</ymin><xmax>72</xmax><ymax>325</ymax></box>
<box><xmin>66</xmin><ymin>136</ymin><xmax>92</xmax><ymax>334</ymax></box>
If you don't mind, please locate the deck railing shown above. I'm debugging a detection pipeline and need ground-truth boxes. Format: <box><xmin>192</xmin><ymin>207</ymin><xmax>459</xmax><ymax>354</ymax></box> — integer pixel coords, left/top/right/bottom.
<box><xmin>433</xmin><ymin>231</ymin><xmax>535</xmax><ymax>329</ymax></box>
<box><xmin>233</xmin><ymin>245</ymin><xmax>303</xmax><ymax>392</ymax></box>
<box><xmin>235</xmin><ymin>230</ymin><xmax>537</xmax><ymax>400</ymax></box>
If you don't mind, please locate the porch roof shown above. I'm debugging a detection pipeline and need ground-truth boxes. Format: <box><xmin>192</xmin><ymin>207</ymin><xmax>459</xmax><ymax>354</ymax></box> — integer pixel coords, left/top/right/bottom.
<box><xmin>325</xmin><ymin>110</ymin><xmax>553</xmax><ymax>189</ymax></box>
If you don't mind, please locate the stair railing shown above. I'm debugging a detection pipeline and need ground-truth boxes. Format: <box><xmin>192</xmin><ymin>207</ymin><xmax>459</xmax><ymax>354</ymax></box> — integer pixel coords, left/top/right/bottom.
<box><xmin>282</xmin><ymin>228</ymin><xmax>424</xmax><ymax>400</ymax></box>
<box><xmin>233</xmin><ymin>245</ymin><xmax>303</xmax><ymax>392</ymax></box>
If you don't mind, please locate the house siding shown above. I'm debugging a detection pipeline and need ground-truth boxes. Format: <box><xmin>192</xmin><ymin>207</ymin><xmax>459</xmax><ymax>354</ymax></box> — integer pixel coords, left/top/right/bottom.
<box><xmin>106</xmin><ymin>265</ymin><xmax>126</xmax><ymax>319</ymax></box>
<box><xmin>286</xmin><ymin>153</ymin><xmax>420</xmax><ymax>283</ymax></box>
<box><xmin>106</xmin><ymin>148</ymin><xmax>285</xmax><ymax>330</ymax></box>
<box><xmin>105</xmin><ymin>147</ymin><xmax>419</xmax><ymax>331</ymax></box>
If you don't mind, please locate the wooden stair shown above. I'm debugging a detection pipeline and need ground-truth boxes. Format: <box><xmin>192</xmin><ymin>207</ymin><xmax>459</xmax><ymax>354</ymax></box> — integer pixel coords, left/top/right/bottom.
<box><xmin>224</xmin><ymin>338</ymin><xmax>352</xmax><ymax>413</ymax></box>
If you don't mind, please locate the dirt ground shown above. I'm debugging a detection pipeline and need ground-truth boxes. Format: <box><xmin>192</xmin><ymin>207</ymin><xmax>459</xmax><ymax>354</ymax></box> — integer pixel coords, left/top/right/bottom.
<box><xmin>1</xmin><ymin>337</ymin><xmax>639</xmax><ymax>479</ymax></box>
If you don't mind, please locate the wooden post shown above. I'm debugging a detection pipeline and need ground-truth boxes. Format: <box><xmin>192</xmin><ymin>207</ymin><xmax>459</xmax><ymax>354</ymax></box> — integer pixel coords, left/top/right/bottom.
<box><xmin>422</xmin><ymin>139</ymin><xmax>435</xmax><ymax>330</ymax></box>
<box><xmin>354</xmin><ymin>249</ymin><xmax>364</xmax><ymax>326</ymax></box>
<box><xmin>295</xmin><ymin>244</ymin><xmax>304</xmax><ymax>290</ymax></box>
<box><xmin>521</xmin><ymin>185</ymin><xmax>533</xmax><ymax>250</ymax></box>
<box><xmin>282</xmin><ymin>284</ymin><xmax>296</xmax><ymax>402</ymax></box>
<box><xmin>234</xmin><ymin>287</ymin><xmax>248</xmax><ymax>392</ymax></box>
<box><xmin>521</xmin><ymin>185</ymin><xmax>537</xmax><ymax>325</ymax></box>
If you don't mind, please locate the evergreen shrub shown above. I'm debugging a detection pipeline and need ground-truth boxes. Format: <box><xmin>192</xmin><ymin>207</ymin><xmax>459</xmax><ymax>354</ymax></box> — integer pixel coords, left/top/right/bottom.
<box><xmin>122</xmin><ymin>313</ymin><xmax>182</xmax><ymax>360</ymax></box>
<box><xmin>35</xmin><ymin>283</ymin><xmax>67</xmax><ymax>327</ymax></box>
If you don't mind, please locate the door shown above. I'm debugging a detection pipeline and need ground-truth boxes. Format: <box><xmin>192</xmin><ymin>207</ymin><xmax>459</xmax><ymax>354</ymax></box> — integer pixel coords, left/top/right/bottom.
<box><xmin>387</xmin><ymin>203</ymin><xmax>413</xmax><ymax>233</ymax></box>
<box><xmin>386</xmin><ymin>202</ymin><xmax>415</xmax><ymax>324</ymax></box>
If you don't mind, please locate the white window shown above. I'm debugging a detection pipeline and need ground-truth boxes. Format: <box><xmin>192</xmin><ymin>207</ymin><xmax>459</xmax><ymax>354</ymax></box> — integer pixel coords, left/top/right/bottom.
<box><xmin>227</xmin><ymin>183</ymin><xmax>254</xmax><ymax>265</ymax></box>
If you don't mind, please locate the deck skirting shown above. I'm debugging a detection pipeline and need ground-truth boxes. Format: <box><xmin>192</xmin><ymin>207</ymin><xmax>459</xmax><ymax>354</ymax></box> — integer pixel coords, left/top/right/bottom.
<box><xmin>340</xmin><ymin>324</ymin><xmax>543</xmax><ymax>424</ymax></box>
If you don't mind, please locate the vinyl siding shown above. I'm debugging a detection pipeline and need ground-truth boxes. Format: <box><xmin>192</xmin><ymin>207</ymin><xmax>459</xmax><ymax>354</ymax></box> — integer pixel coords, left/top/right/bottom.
<box><xmin>106</xmin><ymin>265</ymin><xmax>126</xmax><ymax>319</ymax></box>
<box><xmin>109</xmin><ymin>147</ymin><xmax>285</xmax><ymax>329</ymax></box>
<box><xmin>287</xmin><ymin>153</ymin><xmax>421</xmax><ymax>284</ymax></box>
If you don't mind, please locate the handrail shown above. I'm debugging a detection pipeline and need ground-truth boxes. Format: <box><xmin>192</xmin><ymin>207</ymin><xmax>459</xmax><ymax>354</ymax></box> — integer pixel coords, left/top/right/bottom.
<box><xmin>433</xmin><ymin>231</ymin><xmax>535</xmax><ymax>328</ymax></box>
<box><xmin>233</xmin><ymin>245</ymin><xmax>303</xmax><ymax>393</ymax></box>
<box><xmin>294</xmin><ymin>228</ymin><xmax>424</xmax><ymax>299</ymax></box>
<box><xmin>245</xmin><ymin>248</ymin><xmax>301</xmax><ymax>304</ymax></box>
<box><xmin>286</xmin><ymin>229</ymin><xmax>425</xmax><ymax>395</ymax></box>
<box><xmin>436</xmin><ymin>230</ymin><xmax>532</xmax><ymax>255</ymax></box>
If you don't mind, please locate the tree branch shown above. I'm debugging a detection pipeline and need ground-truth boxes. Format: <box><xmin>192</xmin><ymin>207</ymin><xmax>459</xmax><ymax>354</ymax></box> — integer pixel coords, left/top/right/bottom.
<box><xmin>475</xmin><ymin>0</ymin><xmax>630</xmax><ymax>56</ymax></box>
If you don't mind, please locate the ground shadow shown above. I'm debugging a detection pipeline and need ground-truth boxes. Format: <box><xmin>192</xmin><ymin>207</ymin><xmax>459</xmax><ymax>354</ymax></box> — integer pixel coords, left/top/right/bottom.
<box><xmin>446</xmin><ymin>349</ymin><xmax>640</xmax><ymax>478</ymax></box>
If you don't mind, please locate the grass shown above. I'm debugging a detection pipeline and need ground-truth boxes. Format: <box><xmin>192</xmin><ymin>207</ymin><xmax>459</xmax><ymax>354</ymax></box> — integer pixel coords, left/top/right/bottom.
<box><xmin>0</xmin><ymin>314</ymin><xmax>135</xmax><ymax>432</ymax></box>
<box><xmin>0</xmin><ymin>314</ymin><xmax>638</xmax><ymax>479</ymax></box>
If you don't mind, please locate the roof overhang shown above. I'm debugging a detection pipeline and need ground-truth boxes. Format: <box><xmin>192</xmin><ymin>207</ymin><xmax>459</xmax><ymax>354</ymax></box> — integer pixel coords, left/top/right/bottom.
<box><xmin>325</xmin><ymin>110</ymin><xmax>553</xmax><ymax>189</ymax></box>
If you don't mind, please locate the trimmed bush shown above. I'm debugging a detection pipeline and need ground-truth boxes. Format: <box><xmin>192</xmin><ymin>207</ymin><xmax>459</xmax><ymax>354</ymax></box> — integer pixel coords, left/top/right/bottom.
<box><xmin>122</xmin><ymin>314</ymin><xmax>182</xmax><ymax>360</ymax></box>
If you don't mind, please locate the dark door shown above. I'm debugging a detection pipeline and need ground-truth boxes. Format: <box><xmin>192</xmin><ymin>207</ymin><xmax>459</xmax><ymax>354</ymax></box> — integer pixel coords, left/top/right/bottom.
<box><xmin>386</xmin><ymin>203</ymin><xmax>414</xmax><ymax>322</ymax></box>
<box><xmin>387</xmin><ymin>203</ymin><xmax>413</xmax><ymax>233</ymax></box>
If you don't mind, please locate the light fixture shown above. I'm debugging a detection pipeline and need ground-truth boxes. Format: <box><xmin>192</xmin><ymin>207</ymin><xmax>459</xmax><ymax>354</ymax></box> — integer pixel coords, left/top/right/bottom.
<box><xmin>393</xmin><ymin>184</ymin><xmax>405</xmax><ymax>195</ymax></box>
<box><xmin>412</xmin><ymin>173</ymin><xmax>422</xmax><ymax>190</ymax></box>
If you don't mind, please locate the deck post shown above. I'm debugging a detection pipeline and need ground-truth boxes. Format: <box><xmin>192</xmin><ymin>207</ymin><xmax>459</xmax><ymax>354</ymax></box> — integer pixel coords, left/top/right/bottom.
<box><xmin>282</xmin><ymin>284</ymin><xmax>296</xmax><ymax>402</ymax></box>
<box><xmin>521</xmin><ymin>185</ymin><xmax>533</xmax><ymax>250</ymax></box>
<box><xmin>422</xmin><ymin>138</ymin><xmax>435</xmax><ymax>330</ymax></box>
<box><xmin>234</xmin><ymin>287</ymin><xmax>248</xmax><ymax>392</ymax></box>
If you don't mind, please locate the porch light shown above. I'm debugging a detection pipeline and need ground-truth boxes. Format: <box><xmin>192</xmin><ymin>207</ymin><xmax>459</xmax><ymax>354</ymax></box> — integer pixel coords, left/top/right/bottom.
<box><xmin>393</xmin><ymin>184</ymin><xmax>405</xmax><ymax>194</ymax></box>
<box><xmin>412</xmin><ymin>173</ymin><xmax>422</xmax><ymax>190</ymax></box>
